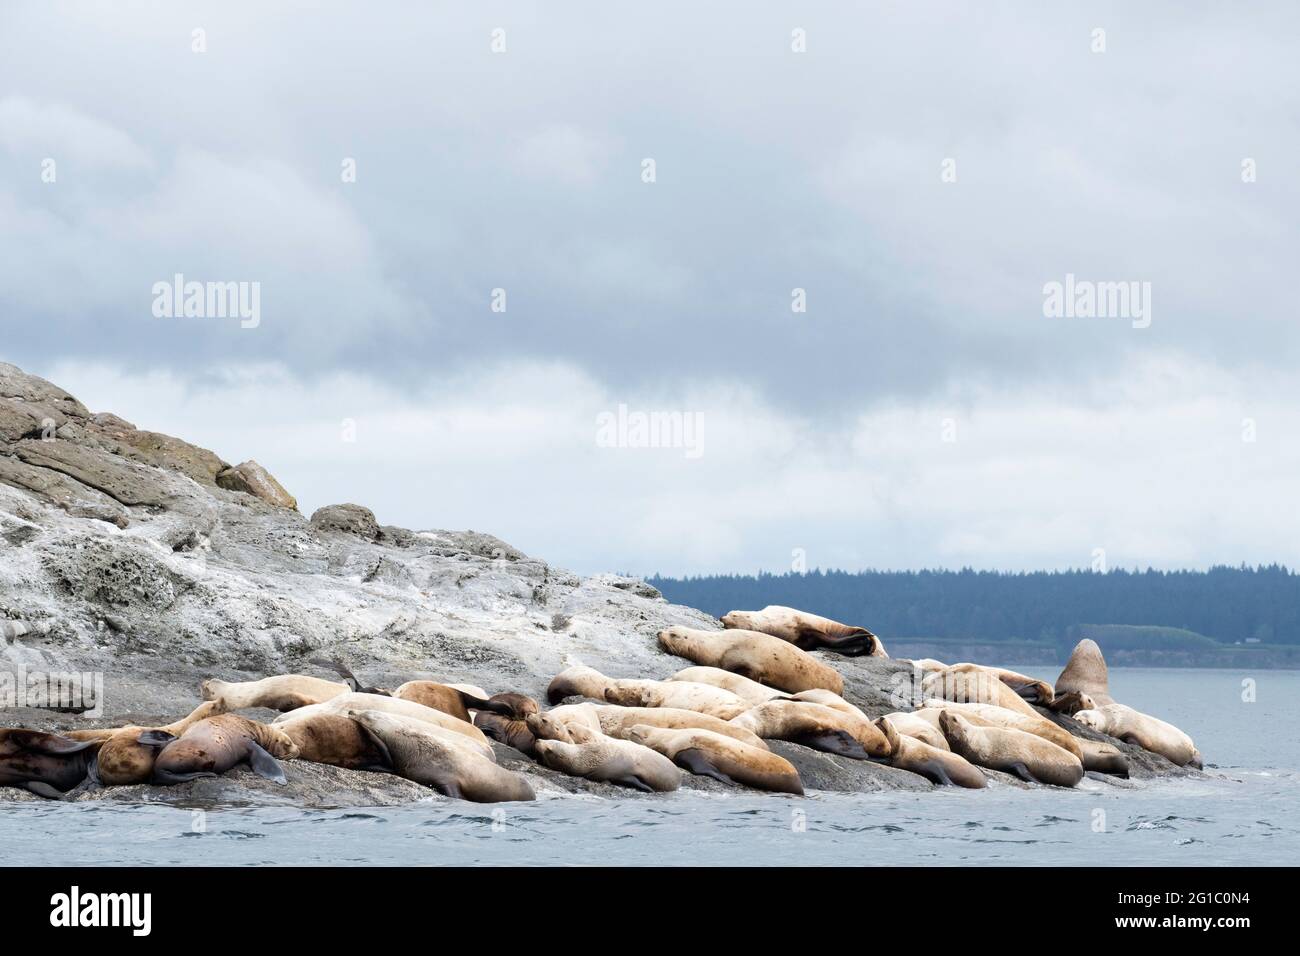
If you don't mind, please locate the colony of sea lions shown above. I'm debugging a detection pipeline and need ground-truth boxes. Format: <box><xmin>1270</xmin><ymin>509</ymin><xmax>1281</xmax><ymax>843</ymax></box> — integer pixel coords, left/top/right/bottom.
<box><xmin>0</xmin><ymin>611</ymin><xmax>1203</xmax><ymax>803</ymax></box>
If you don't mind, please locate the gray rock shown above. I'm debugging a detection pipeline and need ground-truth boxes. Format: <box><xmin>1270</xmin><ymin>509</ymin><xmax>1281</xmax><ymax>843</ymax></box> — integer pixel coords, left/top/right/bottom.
<box><xmin>216</xmin><ymin>460</ymin><xmax>297</xmax><ymax>510</ymax></box>
<box><xmin>310</xmin><ymin>503</ymin><xmax>379</xmax><ymax>540</ymax></box>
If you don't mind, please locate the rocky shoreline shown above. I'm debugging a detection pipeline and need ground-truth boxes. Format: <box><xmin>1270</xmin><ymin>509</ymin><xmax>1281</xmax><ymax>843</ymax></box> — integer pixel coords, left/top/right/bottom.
<box><xmin>1</xmin><ymin>361</ymin><xmax>1204</xmax><ymax>806</ymax></box>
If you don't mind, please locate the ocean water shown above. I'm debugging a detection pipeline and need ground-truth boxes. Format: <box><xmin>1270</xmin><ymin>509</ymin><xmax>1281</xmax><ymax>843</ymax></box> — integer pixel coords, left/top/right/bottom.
<box><xmin>3</xmin><ymin>668</ymin><xmax>1296</xmax><ymax>866</ymax></box>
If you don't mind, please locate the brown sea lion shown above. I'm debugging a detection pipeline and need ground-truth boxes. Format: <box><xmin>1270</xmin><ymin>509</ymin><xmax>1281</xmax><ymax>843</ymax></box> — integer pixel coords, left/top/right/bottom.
<box><xmin>915</xmin><ymin>701</ymin><xmax>1084</xmax><ymax>760</ymax></box>
<box><xmin>921</xmin><ymin>665</ymin><xmax>1040</xmax><ymax>718</ymax></box>
<box><xmin>0</xmin><ymin>729</ymin><xmax>99</xmax><ymax>798</ymax></box>
<box><xmin>275</xmin><ymin>713</ymin><xmax>393</xmax><ymax>771</ymax></box>
<box><xmin>539</xmin><ymin>703</ymin><xmax>771</xmax><ymax>750</ymax></box>
<box><xmin>277</xmin><ymin>692</ymin><xmax>489</xmax><ymax>746</ymax></box>
<box><xmin>533</xmin><ymin>721</ymin><xmax>681</xmax><ymax>792</ymax></box>
<box><xmin>1075</xmin><ymin>737</ymin><xmax>1130</xmax><ymax>776</ymax></box>
<box><xmin>657</xmin><ymin>626</ymin><xmax>844</xmax><ymax>695</ymax></box>
<box><xmin>63</xmin><ymin>700</ymin><xmax>228</xmax><ymax>785</ymax></box>
<box><xmin>1055</xmin><ymin>639</ymin><xmax>1114</xmax><ymax>705</ymax></box>
<box><xmin>152</xmin><ymin>714</ymin><xmax>300</xmax><ymax>785</ymax></box>
<box><xmin>731</xmin><ymin>700</ymin><xmax>890</xmax><ymax>759</ymax></box>
<box><xmin>392</xmin><ymin>681</ymin><xmax>518</xmax><ymax>722</ymax></box>
<box><xmin>1073</xmin><ymin>704</ymin><xmax>1198</xmax><ymax>767</ymax></box>
<box><xmin>944</xmin><ymin>663</ymin><xmax>1054</xmax><ymax>706</ymax></box>
<box><xmin>721</xmin><ymin>606</ymin><xmax>887</xmax><ymax>657</ymax></box>
<box><xmin>201</xmin><ymin>674</ymin><xmax>350</xmax><ymax>712</ymax></box>
<box><xmin>473</xmin><ymin>693</ymin><xmax>541</xmax><ymax>757</ymax></box>
<box><xmin>602</xmin><ymin>679</ymin><xmax>751</xmax><ymax>719</ymax></box>
<box><xmin>624</xmin><ymin>724</ymin><xmax>804</xmax><ymax>795</ymax></box>
<box><xmin>873</xmin><ymin>717</ymin><xmax>986</xmax><ymax>788</ymax></box>
<box><xmin>668</xmin><ymin>666</ymin><xmax>788</xmax><ymax>707</ymax></box>
<box><xmin>1048</xmin><ymin>691</ymin><xmax>1095</xmax><ymax>715</ymax></box>
<box><xmin>939</xmin><ymin>711</ymin><xmax>1084</xmax><ymax>787</ymax></box>
<box><xmin>351</xmin><ymin>710</ymin><xmax>535</xmax><ymax>803</ymax></box>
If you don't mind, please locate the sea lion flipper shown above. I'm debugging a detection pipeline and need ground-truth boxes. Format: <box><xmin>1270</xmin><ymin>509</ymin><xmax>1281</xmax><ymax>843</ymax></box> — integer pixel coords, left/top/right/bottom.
<box><xmin>793</xmin><ymin>731</ymin><xmax>870</xmax><ymax>760</ymax></box>
<box><xmin>674</xmin><ymin>748</ymin><xmax>738</xmax><ymax>786</ymax></box>
<box><xmin>246</xmin><ymin>741</ymin><xmax>288</xmax><ymax>784</ymax></box>
<box><xmin>353</xmin><ymin>720</ymin><xmax>393</xmax><ymax>770</ymax></box>
<box><xmin>616</xmin><ymin>775</ymin><xmax>656</xmax><ymax>793</ymax></box>
<box><xmin>25</xmin><ymin>781</ymin><xmax>68</xmax><ymax>800</ymax></box>
<box><xmin>11</xmin><ymin>730</ymin><xmax>97</xmax><ymax>755</ymax></box>
<box><xmin>1009</xmin><ymin>762</ymin><xmax>1041</xmax><ymax>785</ymax></box>
<box><xmin>86</xmin><ymin>752</ymin><xmax>102</xmax><ymax>786</ymax></box>
<box><xmin>137</xmin><ymin>730</ymin><xmax>178</xmax><ymax>748</ymax></box>
<box><xmin>920</xmin><ymin>759</ymin><xmax>954</xmax><ymax>787</ymax></box>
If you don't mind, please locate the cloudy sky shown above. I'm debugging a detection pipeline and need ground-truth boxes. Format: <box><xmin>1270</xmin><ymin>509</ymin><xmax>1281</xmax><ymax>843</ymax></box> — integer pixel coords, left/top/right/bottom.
<box><xmin>3</xmin><ymin>2</ymin><xmax>1299</xmax><ymax>576</ymax></box>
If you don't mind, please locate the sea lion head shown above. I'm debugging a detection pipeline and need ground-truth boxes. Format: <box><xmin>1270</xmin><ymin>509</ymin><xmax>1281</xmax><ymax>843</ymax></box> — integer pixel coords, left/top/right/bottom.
<box><xmin>525</xmin><ymin>712</ymin><xmax>575</xmax><ymax>743</ymax></box>
<box><xmin>259</xmin><ymin>724</ymin><xmax>301</xmax><ymax>760</ymax></box>
<box><xmin>720</xmin><ymin>611</ymin><xmax>756</xmax><ymax>630</ymax></box>
<box><xmin>488</xmin><ymin>693</ymin><xmax>539</xmax><ymax>720</ymax></box>
<box><xmin>872</xmin><ymin>716</ymin><xmax>901</xmax><ymax>756</ymax></box>
<box><xmin>937</xmin><ymin>710</ymin><xmax>971</xmax><ymax>747</ymax></box>
<box><xmin>623</xmin><ymin>724</ymin><xmax>668</xmax><ymax>750</ymax></box>
<box><xmin>1050</xmin><ymin>691</ymin><xmax>1095</xmax><ymax>715</ymax></box>
<box><xmin>200</xmin><ymin>678</ymin><xmax>228</xmax><ymax>703</ymax></box>
<box><xmin>1072</xmin><ymin>709</ymin><xmax>1105</xmax><ymax>732</ymax></box>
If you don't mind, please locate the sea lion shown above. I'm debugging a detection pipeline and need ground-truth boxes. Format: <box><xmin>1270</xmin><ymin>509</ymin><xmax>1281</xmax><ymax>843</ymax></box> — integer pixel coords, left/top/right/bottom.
<box><xmin>201</xmin><ymin>674</ymin><xmax>350</xmax><ymax>712</ymax></box>
<box><xmin>275</xmin><ymin>713</ymin><xmax>393</xmax><ymax>771</ymax></box>
<box><xmin>921</xmin><ymin>665</ymin><xmax>1040</xmax><ymax>718</ymax></box>
<box><xmin>873</xmin><ymin>718</ymin><xmax>986</xmax><ymax>788</ymax></box>
<box><xmin>392</xmin><ymin>681</ymin><xmax>516</xmax><ymax>722</ymax></box>
<box><xmin>276</xmin><ymin>692</ymin><xmax>489</xmax><ymax>747</ymax></box>
<box><xmin>335</xmin><ymin>708</ymin><xmax>496</xmax><ymax>761</ymax></box>
<box><xmin>657</xmin><ymin>626</ymin><xmax>844</xmax><ymax>695</ymax></box>
<box><xmin>1048</xmin><ymin>691</ymin><xmax>1095</xmax><ymax>716</ymax></box>
<box><xmin>152</xmin><ymin>714</ymin><xmax>300</xmax><ymax>785</ymax></box>
<box><xmin>721</xmin><ymin>606</ymin><xmax>887</xmax><ymax>657</ymax></box>
<box><xmin>1075</xmin><ymin>737</ymin><xmax>1130</xmax><ymax>776</ymax></box>
<box><xmin>668</xmin><ymin>666</ymin><xmax>787</xmax><ymax>707</ymax></box>
<box><xmin>547</xmin><ymin>665</ymin><xmax>615</xmax><ymax>704</ymax></box>
<box><xmin>539</xmin><ymin>703</ymin><xmax>771</xmax><ymax>750</ymax></box>
<box><xmin>533</xmin><ymin>721</ymin><xmax>681</xmax><ymax>792</ymax></box>
<box><xmin>1055</xmin><ymin>639</ymin><xmax>1114</xmax><ymax>705</ymax></box>
<box><xmin>915</xmin><ymin>701</ymin><xmax>1083</xmax><ymax>760</ymax></box>
<box><xmin>877</xmin><ymin>711</ymin><xmax>951</xmax><ymax>751</ymax></box>
<box><xmin>472</xmin><ymin>693</ymin><xmax>541</xmax><ymax>757</ymax></box>
<box><xmin>1072</xmin><ymin>704</ymin><xmax>1198</xmax><ymax>767</ymax></box>
<box><xmin>602</xmin><ymin>679</ymin><xmax>751</xmax><ymax>719</ymax></box>
<box><xmin>938</xmin><ymin>711</ymin><xmax>1084</xmax><ymax>787</ymax></box>
<box><xmin>731</xmin><ymin>700</ymin><xmax>890</xmax><ymax>759</ymax></box>
<box><xmin>309</xmin><ymin>658</ymin><xmax>390</xmax><ymax>695</ymax></box>
<box><xmin>64</xmin><ymin>700</ymin><xmax>228</xmax><ymax>785</ymax></box>
<box><xmin>624</xmin><ymin>724</ymin><xmax>804</xmax><ymax>795</ymax></box>
<box><xmin>0</xmin><ymin>729</ymin><xmax>99</xmax><ymax>798</ymax></box>
<box><xmin>907</xmin><ymin>658</ymin><xmax>949</xmax><ymax>673</ymax></box>
<box><xmin>787</xmin><ymin>689</ymin><xmax>868</xmax><ymax>720</ymax></box>
<box><xmin>350</xmin><ymin>710</ymin><xmax>535</xmax><ymax>803</ymax></box>
<box><xmin>945</xmin><ymin>664</ymin><xmax>1054</xmax><ymax>706</ymax></box>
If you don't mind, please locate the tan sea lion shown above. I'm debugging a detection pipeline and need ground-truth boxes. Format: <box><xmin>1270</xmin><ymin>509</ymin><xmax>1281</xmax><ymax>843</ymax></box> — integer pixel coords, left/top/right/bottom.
<box><xmin>201</xmin><ymin>674</ymin><xmax>350</xmax><ymax>711</ymax></box>
<box><xmin>472</xmin><ymin>693</ymin><xmax>541</xmax><ymax>756</ymax></box>
<box><xmin>657</xmin><ymin>626</ymin><xmax>844</xmax><ymax>695</ymax></box>
<box><xmin>64</xmin><ymin>700</ymin><xmax>228</xmax><ymax>785</ymax></box>
<box><xmin>946</xmin><ymin>663</ymin><xmax>1054</xmax><ymax>706</ymax></box>
<box><xmin>275</xmin><ymin>713</ymin><xmax>392</xmax><ymax>771</ymax></box>
<box><xmin>1073</xmin><ymin>704</ymin><xmax>1197</xmax><ymax>767</ymax></box>
<box><xmin>731</xmin><ymin>700</ymin><xmax>890</xmax><ymax>759</ymax></box>
<box><xmin>533</xmin><ymin>721</ymin><xmax>681</xmax><ymax>792</ymax></box>
<box><xmin>1055</xmin><ymin>639</ymin><xmax>1113</xmax><ymax>705</ymax></box>
<box><xmin>276</xmin><ymin>692</ymin><xmax>489</xmax><ymax>746</ymax></box>
<box><xmin>546</xmin><ymin>665</ymin><xmax>616</xmax><ymax>704</ymax></box>
<box><xmin>0</xmin><ymin>729</ymin><xmax>100</xmax><ymax>799</ymax></box>
<box><xmin>721</xmin><ymin>605</ymin><xmax>887</xmax><ymax>657</ymax></box>
<box><xmin>350</xmin><ymin>710</ymin><xmax>534</xmax><ymax>803</ymax></box>
<box><xmin>602</xmin><ymin>679</ymin><xmax>751</xmax><ymax>719</ymax></box>
<box><xmin>787</xmin><ymin>689</ymin><xmax>868</xmax><ymax>720</ymax></box>
<box><xmin>624</xmin><ymin>724</ymin><xmax>804</xmax><ymax>795</ymax></box>
<box><xmin>873</xmin><ymin>717</ymin><xmax>986</xmax><ymax>788</ymax></box>
<box><xmin>1075</xmin><ymin>737</ymin><xmax>1130</xmax><ymax>776</ymax></box>
<box><xmin>152</xmin><ymin>714</ymin><xmax>300</xmax><ymax>785</ymax></box>
<box><xmin>539</xmin><ymin>703</ymin><xmax>770</xmax><ymax>750</ymax></box>
<box><xmin>907</xmin><ymin>658</ymin><xmax>949</xmax><ymax>673</ymax></box>
<box><xmin>921</xmin><ymin>665</ymin><xmax>1040</xmax><ymax>718</ymax></box>
<box><xmin>915</xmin><ymin>701</ymin><xmax>1083</xmax><ymax>760</ymax></box>
<box><xmin>668</xmin><ymin>666</ymin><xmax>787</xmax><ymax>707</ymax></box>
<box><xmin>335</xmin><ymin>708</ymin><xmax>496</xmax><ymax>761</ymax></box>
<box><xmin>877</xmin><ymin>711</ymin><xmax>951</xmax><ymax>751</ymax></box>
<box><xmin>938</xmin><ymin>711</ymin><xmax>1084</xmax><ymax>787</ymax></box>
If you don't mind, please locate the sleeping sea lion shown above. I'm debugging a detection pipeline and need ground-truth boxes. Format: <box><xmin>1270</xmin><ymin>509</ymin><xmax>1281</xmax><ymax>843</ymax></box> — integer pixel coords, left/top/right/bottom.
<box><xmin>152</xmin><ymin>714</ymin><xmax>300</xmax><ymax>785</ymax></box>
<box><xmin>657</xmin><ymin>626</ymin><xmax>844</xmax><ymax>695</ymax></box>
<box><xmin>668</xmin><ymin>666</ymin><xmax>788</xmax><ymax>707</ymax></box>
<box><xmin>275</xmin><ymin>712</ymin><xmax>393</xmax><ymax>771</ymax></box>
<box><xmin>602</xmin><ymin>678</ymin><xmax>751</xmax><ymax>719</ymax></box>
<box><xmin>540</xmin><ymin>703</ymin><xmax>770</xmax><ymax>750</ymax></box>
<box><xmin>533</xmin><ymin>721</ymin><xmax>681</xmax><ymax>792</ymax></box>
<box><xmin>1075</xmin><ymin>737</ymin><xmax>1130</xmax><ymax>776</ymax></box>
<box><xmin>63</xmin><ymin>700</ymin><xmax>228</xmax><ymax>785</ymax></box>
<box><xmin>0</xmin><ymin>729</ymin><xmax>99</xmax><ymax>799</ymax></box>
<box><xmin>276</xmin><ymin>692</ymin><xmax>489</xmax><ymax>746</ymax></box>
<box><xmin>547</xmin><ymin>665</ymin><xmax>616</xmax><ymax>704</ymax></box>
<box><xmin>350</xmin><ymin>710</ymin><xmax>535</xmax><ymax>803</ymax></box>
<box><xmin>915</xmin><ymin>701</ymin><xmax>1084</xmax><ymax>760</ymax></box>
<box><xmin>721</xmin><ymin>606</ymin><xmax>887</xmax><ymax>657</ymax></box>
<box><xmin>392</xmin><ymin>681</ymin><xmax>518</xmax><ymax>722</ymax></box>
<box><xmin>1072</xmin><ymin>704</ymin><xmax>1198</xmax><ymax>767</ymax></box>
<box><xmin>873</xmin><ymin>717</ymin><xmax>986</xmax><ymax>788</ymax></box>
<box><xmin>921</xmin><ymin>665</ymin><xmax>1040</xmax><ymax>718</ymax></box>
<box><xmin>201</xmin><ymin>674</ymin><xmax>350</xmax><ymax>711</ymax></box>
<box><xmin>945</xmin><ymin>663</ymin><xmax>1054</xmax><ymax>706</ymax></box>
<box><xmin>624</xmin><ymin>724</ymin><xmax>804</xmax><ymax>795</ymax></box>
<box><xmin>731</xmin><ymin>700</ymin><xmax>890</xmax><ymax>759</ymax></box>
<box><xmin>877</xmin><ymin>711</ymin><xmax>951</xmax><ymax>751</ymax></box>
<box><xmin>938</xmin><ymin>711</ymin><xmax>1084</xmax><ymax>787</ymax></box>
<box><xmin>473</xmin><ymin>693</ymin><xmax>542</xmax><ymax>756</ymax></box>
<box><xmin>1048</xmin><ymin>691</ymin><xmax>1095</xmax><ymax>716</ymax></box>
<box><xmin>786</xmin><ymin>689</ymin><xmax>868</xmax><ymax>719</ymax></box>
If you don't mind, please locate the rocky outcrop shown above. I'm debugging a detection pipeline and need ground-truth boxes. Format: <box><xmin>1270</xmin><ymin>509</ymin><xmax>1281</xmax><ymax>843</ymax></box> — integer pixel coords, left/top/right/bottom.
<box><xmin>0</xmin><ymin>360</ymin><xmax>1205</xmax><ymax>805</ymax></box>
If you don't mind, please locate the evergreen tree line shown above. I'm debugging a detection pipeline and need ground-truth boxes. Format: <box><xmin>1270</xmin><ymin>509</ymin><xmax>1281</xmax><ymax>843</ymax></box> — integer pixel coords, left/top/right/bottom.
<box><xmin>648</xmin><ymin>565</ymin><xmax>1300</xmax><ymax>645</ymax></box>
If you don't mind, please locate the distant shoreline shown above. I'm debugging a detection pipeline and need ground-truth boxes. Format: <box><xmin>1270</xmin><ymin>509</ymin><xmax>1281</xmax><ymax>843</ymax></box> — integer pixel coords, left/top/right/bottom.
<box><xmin>889</xmin><ymin>640</ymin><xmax>1300</xmax><ymax>670</ymax></box>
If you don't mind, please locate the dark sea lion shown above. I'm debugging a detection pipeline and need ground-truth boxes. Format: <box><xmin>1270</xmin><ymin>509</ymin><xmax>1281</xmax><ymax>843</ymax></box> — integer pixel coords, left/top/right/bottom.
<box><xmin>152</xmin><ymin>714</ymin><xmax>300</xmax><ymax>785</ymax></box>
<box><xmin>1055</xmin><ymin>639</ymin><xmax>1113</xmax><ymax>705</ymax></box>
<box><xmin>0</xmin><ymin>729</ymin><xmax>99</xmax><ymax>798</ymax></box>
<box><xmin>657</xmin><ymin>626</ymin><xmax>845</xmax><ymax>695</ymax></box>
<box><xmin>624</xmin><ymin>724</ymin><xmax>804</xmax><ymax>795</ymax></box>
<box><xmin>276</xmin><ymin>713</ymin><xmax>392</xmax><ymax>771</ymax></box>
<box><xmin>873</xmin><ymin>717</ymin><xmax>986</xmax><ymax>788</ymax></box>
<box><xmin>938</xmin><ymin>711</ymin><xmax>1084</xmax><ymax>787</ymax></box>
<box><xmin>393</xmin><ymin>681</ymin><xmax>520</xmax><ymax>722</ymax></box>
<box><xmin>721</xmin><ymin>605</ymin><xmax>887</xmax><ymax>657</ymax></box>
<box><xmin>351</xmin><ymin>709</ymin><xmax>535</xmax><ymax>803</ymax></box>
<box><xmin>472</xmin><ymin>693</ymin><xmax>541</xmax><ymax>756</ymax></box>
<box><xmin>731</xmin><ymin>699</ymin><xmax>890</xmax><ymax>759</ymax></box>
<box><xmin>1048</xmin><ymin>691</ymin><xmax>1095</xmax><ymax>716</ymax></box>
<box><xmin>64</xmin><ymin>700</ymin><xmax>227</xmax><ymax>785</ymax></box>
<box><xmin>533</xmin><ymin>721</ymin><xmax>681</xmax><ymax>792</ymax></box>
<box><xmin>201</xmin><ymin>674</ymin><xmax>350</xmax><ymax>711</ymax></box>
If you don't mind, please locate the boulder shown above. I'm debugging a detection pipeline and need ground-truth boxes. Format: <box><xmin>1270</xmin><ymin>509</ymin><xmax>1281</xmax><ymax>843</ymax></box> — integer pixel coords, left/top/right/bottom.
<box><xmin>216</xmin><ymin>460</ymin><xmax>297</xmax><ymax>510</ymax></box>
<box><xmin>310</xmin><ymin>503</ymin><xmax>379</xmax><ymax>539</ymax></box>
